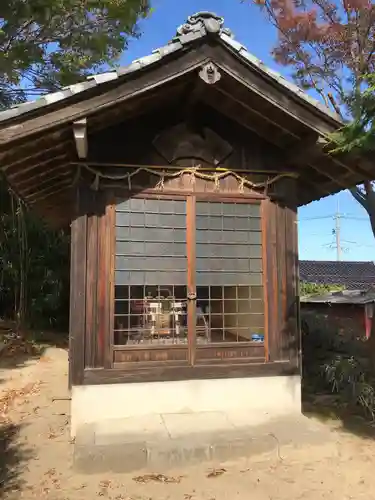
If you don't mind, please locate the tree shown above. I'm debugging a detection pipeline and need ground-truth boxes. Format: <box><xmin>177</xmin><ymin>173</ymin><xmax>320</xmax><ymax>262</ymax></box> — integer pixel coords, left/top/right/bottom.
<box><xmin>249</xmin><ymin>0</ymin><xmax>375</xmax><ymax>236</ymax></box>
<box><xmin>300</xmin><ymin>281</ymin><xmax>344</xmax><ymax>296</ymax></box>
<box><xmin>0</xmin><ymin>1</ymin><xmax>151</xmax><ymax>333</ymax></box>
<box><xmin>0</xmin><ymin>182</ymin><xmax>70</xmax><ymax>331</ymax></box>
<box><xmin>0</xmin><ymin>0</ymin><xmax>151</xmax><ymax>109</ymax></box>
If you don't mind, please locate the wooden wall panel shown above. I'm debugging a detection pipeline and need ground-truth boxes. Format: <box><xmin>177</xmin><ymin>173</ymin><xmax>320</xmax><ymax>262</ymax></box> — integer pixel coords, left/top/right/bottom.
<box><xmin>84</xmin><ymin>194</ymin><xmax>98</xmax><ymax>368</ymax></box>
<box><xmin>195</xmin><ymin>344</ymin><xmax>265</xmax><ymax>363</ymax></box>
<box><xmin>96</xmin><ymin>206</ymin><xmax>107</xmax><ymax>368</ymax></box>
<box><xmin>284</xmin><ymin>205</ymin><xmax>300</xmax><ymax>368</ymax></box>
<box><xmin>114</xmin><ymin>347</ymin><xmax>188</xmax><ymax>364</ymax></box>
<box><xmin>264</xmin><ymin>195</ymin><xmax>299</xmax><ymax>365</ymax></box>
<box><xmin>69</xmin><ymin>187</ymin><xmax>88</xmax><ymax>387</ymax></box>
<box><xmin>83</xmin><ymin>190</ymin><xmax>113</xmax><ymax>370</ymax></box>
<box><xmin>264</xmin><ymin>200</ymin><xmax>279</xmax><ymax>360</ymax></box>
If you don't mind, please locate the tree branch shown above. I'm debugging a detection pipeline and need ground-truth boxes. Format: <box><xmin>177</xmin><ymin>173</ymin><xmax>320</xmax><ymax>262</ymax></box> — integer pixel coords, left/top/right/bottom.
<box><xmin>350</xmin><ymin>186</ymin><xmax>368</xmax><ymax>209</ymax></box>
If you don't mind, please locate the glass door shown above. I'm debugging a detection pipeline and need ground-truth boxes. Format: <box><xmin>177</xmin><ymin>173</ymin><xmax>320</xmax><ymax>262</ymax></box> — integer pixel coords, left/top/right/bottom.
<box><xmin>193</xmin><ymin>199</ymin><xmax>265</xmax><ymax>362</ymax></box>
<box><xmin>113</xmin><ymin>195</ymin><xmax>265</xmax><ymax>367</ymax></box>
<box><xmin>114</xmin><ymin>197</ymin><xmax>190</xmax><ymax>363</ymax></box>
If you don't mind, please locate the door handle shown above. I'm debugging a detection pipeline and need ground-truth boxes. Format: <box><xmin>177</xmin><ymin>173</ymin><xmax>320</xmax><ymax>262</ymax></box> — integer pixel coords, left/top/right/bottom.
<box><xmin>187</xmin><ymin>292</ymin><xmax>197</xmax><ymax>300</ymax></box>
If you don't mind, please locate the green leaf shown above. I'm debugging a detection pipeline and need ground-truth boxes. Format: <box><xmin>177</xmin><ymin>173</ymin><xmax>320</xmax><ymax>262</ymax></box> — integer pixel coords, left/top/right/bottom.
<box><xmin>0</xmin><ymin>0</ymin><xmax>152</xmax><ymax>108</ymax></box>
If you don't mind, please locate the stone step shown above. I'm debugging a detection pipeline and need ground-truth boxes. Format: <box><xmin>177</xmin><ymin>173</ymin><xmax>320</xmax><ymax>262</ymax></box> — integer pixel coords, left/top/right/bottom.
<box><xmin>74</xmin><ymin>414</ymin><xmax>333</xmax><ymax>474</ymax></box>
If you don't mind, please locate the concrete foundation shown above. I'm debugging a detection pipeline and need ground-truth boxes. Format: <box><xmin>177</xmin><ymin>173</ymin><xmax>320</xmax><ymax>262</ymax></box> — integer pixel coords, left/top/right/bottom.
<box><xmin>72</xmin><ymin>375</ymin><xmax>304</xmax><ymax>473</ymax></box>
<box><xmin>71</xmin><ymin>375</ymin><xmax>301</xmax><ymax>438</ymax></box>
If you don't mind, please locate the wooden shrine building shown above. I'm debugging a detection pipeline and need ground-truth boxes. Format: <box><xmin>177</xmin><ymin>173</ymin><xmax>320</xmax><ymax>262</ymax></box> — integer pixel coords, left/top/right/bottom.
<box><xmin>0</xmin><ymin>12</ymin><xmax>374</xmax><ymax>449</ymax></box>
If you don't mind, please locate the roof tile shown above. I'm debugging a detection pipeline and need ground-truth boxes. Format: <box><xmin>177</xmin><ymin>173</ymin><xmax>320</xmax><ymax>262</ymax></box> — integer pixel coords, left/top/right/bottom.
<box><xmin>87</xmin><ymin>72</ymin><xmax>118</xmax><ymax>84</ymax></box>
<box><xmin>299</xmin><ymin>260</ymin><xmax>375</xmax><ymax>291</ymax></box>
<box><xmin>0</xmin><ymin>11</ymin><xmax>342</xmax><ymax>125</ymax></box>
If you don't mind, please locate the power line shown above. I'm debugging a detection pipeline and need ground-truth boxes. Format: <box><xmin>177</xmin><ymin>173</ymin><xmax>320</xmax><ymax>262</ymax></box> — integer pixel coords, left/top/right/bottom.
<box><xmin>298</xmin><ymin>214</ymin><xmax>368</xmax><ymax>222</ymax></box>
<box><xmin>298</xmin><ymin>197</ymin><xmax>373</xmax><ymax>260</ymax></box>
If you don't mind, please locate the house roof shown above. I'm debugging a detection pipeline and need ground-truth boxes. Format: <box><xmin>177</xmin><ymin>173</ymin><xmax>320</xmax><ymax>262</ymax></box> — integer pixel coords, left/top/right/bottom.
<box><xmin>300</xmin><ymin>289</ymin><xmax>375</xmax><ymax>305</ymax></box>
<box><xmin>0</xmin><ymin>11</ymin><xmax>374</xmax><ymax>225</ymax></box>
<box><xmin>0</xmin><ymin>12</ymin><xmax>341</xmax><ymax>125</ymax></box>
<box><xmin>299</xmin><ymin>260</ymin><xmax>375</xmax><ymax>291</ymax></box>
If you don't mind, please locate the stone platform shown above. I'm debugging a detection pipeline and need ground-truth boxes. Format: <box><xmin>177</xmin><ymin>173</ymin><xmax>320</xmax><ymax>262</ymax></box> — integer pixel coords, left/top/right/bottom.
<box><xmin>74</xmin><ymin>412</ymin><xmax>333</xmax><ymax>474</ymax></box>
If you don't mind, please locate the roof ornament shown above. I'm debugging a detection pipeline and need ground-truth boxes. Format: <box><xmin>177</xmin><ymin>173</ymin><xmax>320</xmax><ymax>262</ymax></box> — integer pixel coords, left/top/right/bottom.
<box><xmin>175</xmin><ymin>11</ymin><xmax>226</xmax><ymax>38</ymax></box>
<box><xmin>199</xmin><ymin>62</ymin><xmax>221</xmax><ymax>85</ymax></box>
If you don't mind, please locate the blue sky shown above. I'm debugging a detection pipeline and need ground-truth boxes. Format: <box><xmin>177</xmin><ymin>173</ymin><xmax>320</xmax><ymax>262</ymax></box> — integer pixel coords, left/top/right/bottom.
<box><xmin>118</xmin><ymin>0</ymin><xmax>374</xmax><ymax>261</ymax></box>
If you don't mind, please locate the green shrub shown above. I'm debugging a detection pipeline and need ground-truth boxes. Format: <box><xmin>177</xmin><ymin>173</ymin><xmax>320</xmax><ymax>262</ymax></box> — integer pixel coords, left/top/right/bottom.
<box><xmin>302</xmin><ymin>310</ymin><xmax>375</xmax><ymax>420</ymax></box>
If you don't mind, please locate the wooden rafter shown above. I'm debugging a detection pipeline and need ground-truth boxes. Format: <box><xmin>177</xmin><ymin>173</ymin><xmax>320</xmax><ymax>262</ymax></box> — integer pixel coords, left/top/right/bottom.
<box><xmin>16</xmin><ymin>160</ymin><xmax>70</xmax><ymax>188</ymax></box>
<box><xmin>0</xmin><ymin>52</ymin><xmax>209</xmax><ymax>146</ymax></box>
<box><xmin>26</xmin><ymin>179</ymin><xmax>72</xmax><ymax>203</ymax></box>
<box><xmin>211</xmin><ymin>44</ymin><xmax>339</xmax><ymax>135</ymax></box>
<box><xmin>9</xmin><ymin>155</ymin><xmax>70</xmax><ymax>184</ymax></box>
<box><xmin>215</xmin><ymin>85</ymin><xmax>300</xmax><ymax>140</ymax></box>
<box><xmin>21</xmin><ymin>169</ymin><xmax>73</xmax><ymax>196</ymax></box>
<box><xmin>5</xmin><ymin>142</ymin><xmax>71</xmax><ymax>177</ymax></box>
<box><xmin>204</xmin><ymin>92</ymin><xmax>332</xmax><ymax>196</ymax></box>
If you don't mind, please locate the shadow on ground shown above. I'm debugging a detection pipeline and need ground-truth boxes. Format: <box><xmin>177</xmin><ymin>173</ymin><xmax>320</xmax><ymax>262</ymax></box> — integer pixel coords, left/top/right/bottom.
<box><xmin>302</xmin><ymin>393</ymin><xmax>375</xmax><ymax>440</ymax></box>
<box><xmin>300</xmin><ymin>310</ymin><xmax>375</xmax><ymax>441</ymax></box>
<box><xmin>0</xmin><ymin>422</ymin><xmax>34</xmax><ymax>498</ymax></box>
<box><xmin>0</xmin><ymin>330</ymin><xmax>68</xmax><ymax>374</ymax></box>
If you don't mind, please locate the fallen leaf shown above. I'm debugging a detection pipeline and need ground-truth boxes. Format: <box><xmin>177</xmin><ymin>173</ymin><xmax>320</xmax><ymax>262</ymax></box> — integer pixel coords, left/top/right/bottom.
<box><xmin>207</xmin><ymin>468</ymin><xmax>226</xmax><ymax>478</ymax></box>
<box><xmin>45</xmin><ymin>468</ymin><xmax>56</xmax><ymax>477</ymax></box>
<box><xmin>0</xmin><ymin>381</ymin><xmax>40</xmax><ymax>417</ymax></box>
<box><xmin>133</xmin><ymin>473</ymin><xmax>182</xmax><ymax>484</ymax></box>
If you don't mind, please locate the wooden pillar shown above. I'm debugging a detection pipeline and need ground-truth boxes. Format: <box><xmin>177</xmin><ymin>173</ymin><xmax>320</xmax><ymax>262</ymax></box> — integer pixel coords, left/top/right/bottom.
<box><xmin>69</xmin><ymin>186</ymin><xmax>115</xmax><ymax>386</ymax></box>
<box><xmin>264</xmin><ymin>177</ymin><xmax>300</xmax><ymax>368</ymax></box>
<box><xmin>284</xmin><ymin>203</ymin><xmax>300</xmax><ymax>369</ymax></box>
<box><xmin>69</xmin><ymin>186</ymin><xmax>88</xmax><ymax>387</ymax></box>
<box><xmin>84</xmin><ymin>189</ymin><xmax>114</xmax><ymax>370</ymax></box>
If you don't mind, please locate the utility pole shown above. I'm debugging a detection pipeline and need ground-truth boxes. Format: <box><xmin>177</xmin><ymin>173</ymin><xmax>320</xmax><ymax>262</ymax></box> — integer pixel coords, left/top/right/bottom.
<box><xmin>333</xmin><ymin>195</ymin><xmax>342</xmax><ymax>261</ymax></box>
<box><xmin>335</xmin><ymin>211</ymin><xmax>341</xmax><ymax>261</ymax></box>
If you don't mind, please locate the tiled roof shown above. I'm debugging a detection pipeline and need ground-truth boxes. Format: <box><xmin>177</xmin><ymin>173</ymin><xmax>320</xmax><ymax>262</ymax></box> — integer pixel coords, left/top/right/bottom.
<box><xmin>301</xmin><ymin>289</ymin><xmax>375</xmax><ymax>305</ymax></box>
<box><xmin>0</xmin><ymin>11</ymin><xmax>341</xmax><ymax>125</ymax></box>
<box><xmin>299</xmin><ymin>260</ymin><xmax>375</xmax><ymax>291</ymax></box>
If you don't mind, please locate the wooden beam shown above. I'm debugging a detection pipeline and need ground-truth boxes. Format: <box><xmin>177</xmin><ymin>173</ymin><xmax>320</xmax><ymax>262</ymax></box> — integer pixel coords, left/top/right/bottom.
<box><xmin>20</xmin><ymin>169</ymin><xmax>73</xmax><ymax>196</ymax></box>
<box><xmin>8</xmin><ymin>154</ymin><xmax>69</xmax><ymax>183</ymax></box>
<box><xmin>210</xmin><ymin>44</ymin><xmax>340</xmax><ymax>136</ymax></box>
<box><xmin>69</xmin><ymin>187</ymin><xmax>88</xmax><ymax>386</ymax></box>
<box><xmin>0</xmin><ymin>51</ymin><xmax>209</xmax><ymax>146</ymax></box>
<box><xmin>73</xmin><ymin>119</ymin><xmax>88</xmax><ymax>159</ymax></box>
<box><xmin>214</xmin><ymin>83</ymin><xmax>372</xmax><ymax>187</ymax></box>
<box><xmin>287</xmin><ymin>148</ymin><xmax>348</xmax><ymax>191</ymax></box>
<box><xmin>83</xmin><ymin>360</ymin><xmax>298</xmax><ymax>385</ymax></box>
<box><xmin>25</xmin><ymin>179</ymin><xmax>72</xmax><ymax>203</ymax></box>
<box><xmin>286</xmin><ymin>135</ymin><xmax>320</xmax><ymax>164</ymax></box>
<box><xmin>0</xmin><ymin>129</ymin><xmax>70</xmax><ymax>160</ymax></box>
<box><xmin>2</xmin><ymin>139</ymin><xmax>71</xmax><ymax>173</ymax></box>
<box><xmin>88</xmin><ymin>80</ymin><xmax>188</xmax><ymax>134</ymax></box>
<box><xmin>16</xmin><ymin>160</ymin><xmax>70</xmax><ymax>188</ymax></box>
<box><xmin>204</xmin><ymin>92</ymin><xmax>332</xmax><ymax>197</ymax></box>
<box><xmin>286</xmin><ymin>135</ymin><xmax>373</xmax><ymax>187</ymax></box>
<box><xmin>215</xmin><ymin>85</ymin><xmax>300</xmax><ymax>140</ymax></box>
<box><xmin>312</xmin><ymin>136</ymin><xmax>372</xmax><ymax>180</ymax></box>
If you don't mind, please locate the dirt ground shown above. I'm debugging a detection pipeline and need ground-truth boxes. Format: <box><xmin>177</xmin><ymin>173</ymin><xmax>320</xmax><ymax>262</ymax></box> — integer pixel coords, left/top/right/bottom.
<box><xmin>0</xmin><ymin>347</ymin><xmax>375</xmax><ymax>500</ymax></box>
